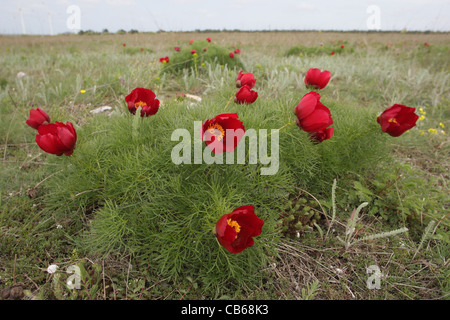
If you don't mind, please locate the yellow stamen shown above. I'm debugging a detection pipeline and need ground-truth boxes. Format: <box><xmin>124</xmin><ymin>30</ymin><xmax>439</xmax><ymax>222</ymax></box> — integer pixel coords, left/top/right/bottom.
<box><xmin>134</xmin><ymin>101</ymin><xmax>147</xmax><ymax>110</ymax></box>
<box><xmin>227</xmin><ymin>219</ymin><xmax>241</xmax><ymax>238</ymax></box>
<box><xmin>207</xmin><ymin>123</ymin><xmax>225</xmax><ymax>141</ymax></box>
<box><xmin>388</xmin><ymin>118</ymin><xmax>398</xmax><ymax>124</ymax></box>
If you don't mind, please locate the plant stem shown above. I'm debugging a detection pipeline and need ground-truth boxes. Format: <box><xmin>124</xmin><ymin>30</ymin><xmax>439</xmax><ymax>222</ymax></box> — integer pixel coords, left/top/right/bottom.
<box><xmin>223</xmin><ymin>95</ymin><xmax>234</xmax><ymax>111</ymax></box>
<box><xmin>267</xmin><ymin>121</ymin><xmax>295</xmax><ymax>137</ymax></box>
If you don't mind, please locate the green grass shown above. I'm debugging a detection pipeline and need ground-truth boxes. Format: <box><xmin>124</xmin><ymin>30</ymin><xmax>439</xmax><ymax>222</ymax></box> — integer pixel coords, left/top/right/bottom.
<box><xmin>0</xmin><ymin>32</ymin><xmax>448</xmax><ymax>300</ymax></box>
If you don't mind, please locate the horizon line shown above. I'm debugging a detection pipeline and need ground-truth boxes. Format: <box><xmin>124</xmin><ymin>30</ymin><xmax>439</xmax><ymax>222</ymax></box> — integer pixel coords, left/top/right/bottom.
<box><xmin>1</xmin><ymin>28</ymin><xmax>450</xmax><ymax>36</ymax></box>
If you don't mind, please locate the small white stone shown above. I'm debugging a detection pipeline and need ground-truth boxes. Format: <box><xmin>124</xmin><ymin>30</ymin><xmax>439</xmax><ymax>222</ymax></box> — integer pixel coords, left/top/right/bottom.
<box><xmin>90</xmin><ymin>106</ymin><xmax>112</xmax><ymax>114</ymax></box>
<box><xmin>16</xmin><ymin>71</ymin><xmax>27</xmax><ymax>78</ymax></box>
<box><xmin>185</xmin><ymin>94</ymin><xmax>202</xmax><ymax>102</ymax></box>
<box><xmin>47</xmin><ymin>264</ymin><xmax>59</xmax><ymax>274</ymax></box>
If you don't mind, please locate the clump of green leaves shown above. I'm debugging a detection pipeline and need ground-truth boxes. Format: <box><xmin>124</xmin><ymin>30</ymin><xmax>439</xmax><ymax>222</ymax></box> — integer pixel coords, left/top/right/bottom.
<box><xmin>277</xmin><ymin>196</ymin><xmax>324</xmax><ymax>238</ymax></box>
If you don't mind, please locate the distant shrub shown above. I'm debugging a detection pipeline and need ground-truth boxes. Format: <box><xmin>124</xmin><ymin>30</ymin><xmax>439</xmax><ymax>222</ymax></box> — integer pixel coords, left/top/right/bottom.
<box><xmin>285</xmin><ymin>42</ymin><xmax>353</xmax><ymax>57</ymax></box>
<box><xmin>78</xmin><ymin>30</ymin><xmax>100</xmax><ymax>36</ymax></box>
<box><xmin>122</xmin><ymin>47</ymin><xmax>152</xmax><ymax>55</ymax></box>
<box><xmin>162</xmin><ymin>40</ymin><xmax>244</xmax><ymax>74</ymax></box>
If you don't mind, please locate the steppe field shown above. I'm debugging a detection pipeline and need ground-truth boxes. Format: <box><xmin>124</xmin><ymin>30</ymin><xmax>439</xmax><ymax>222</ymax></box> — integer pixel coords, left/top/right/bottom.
<box><xmin>0</xmin><ymin>31</ymin><xmax>449</xmax><ymax>300</ymax></box>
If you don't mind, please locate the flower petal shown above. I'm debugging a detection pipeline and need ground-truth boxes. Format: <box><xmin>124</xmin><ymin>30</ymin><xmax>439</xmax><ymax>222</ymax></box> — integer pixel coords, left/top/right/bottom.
<box><xmin>295</xmin><ymin>91</ymin><xmax>321</xmax><ymax>120</ymax></box>
<box><xmin>299</xmin><ymin>103</ymin><xmax>333</xmax><ymax>132</ymax></box>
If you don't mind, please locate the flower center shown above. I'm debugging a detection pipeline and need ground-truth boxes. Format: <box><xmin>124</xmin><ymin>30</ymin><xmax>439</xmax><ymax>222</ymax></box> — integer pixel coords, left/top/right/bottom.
<box><xmin>207</xmin><ymin>123</ymin><xmax>225</xmax><ymax>142</ymax></box>
<box><xmin>388</xmin><ymin>117</ymin><xmax>398</xmax><ymax>124</ymax></box>
<box><xmin>134</xmin><ymin>101</ymin><xmax>147</xmax><ymax>110</ymax></box>
<box><xmin>227</xmin><ymin>219</ymin><xmax>241</xmax><ymax>238</ymax></box>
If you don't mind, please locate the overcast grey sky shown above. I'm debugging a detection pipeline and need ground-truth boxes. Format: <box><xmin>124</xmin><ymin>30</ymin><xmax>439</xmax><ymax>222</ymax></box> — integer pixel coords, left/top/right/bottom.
<box><xmin>1</xmin><ymin>0</ymin><xmax>449</xmax><ymax>35</ymax></box>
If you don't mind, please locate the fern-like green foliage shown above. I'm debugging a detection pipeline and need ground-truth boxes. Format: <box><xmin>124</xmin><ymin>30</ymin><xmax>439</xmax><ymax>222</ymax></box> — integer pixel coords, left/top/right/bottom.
<box><xmin>40</xmin><ymin>77</ymin><xmax>394</xmax><ymax>289</ymax></box>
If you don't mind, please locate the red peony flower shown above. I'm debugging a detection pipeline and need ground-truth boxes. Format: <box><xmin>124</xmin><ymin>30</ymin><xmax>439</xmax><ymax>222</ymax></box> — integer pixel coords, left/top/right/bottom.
<box><xmin>310</xmin><ymin>127</ymin><xmax>334</xmax><ymax>143</ymax></box>
<box><xmin>424</xmin><ymin>42</ymin><xmax>430</xmax><ymax>47</ymax></box>
<box><xmin>35</xmin><ymin>121</ymin><xmax>77</xmax><ymax>156</ymax></box>
<box><xmin>215</xmin><ymin>205</ymin><xmax>264</xmax><ymax>254</ymax></box>
<box><xmin>234</xmin><ymin>85</ymin><xmax>258</xmax><ymax>105</ymax></box>
<box><xmin>140</xmin><ymin>48</ymin><xmax>144</xmax><ymax>52</ymax></box>
<box><xmin>189</xmin><ymin>40</ymin><xmax>194</xmax><ymax>44</ymax></box>
<box><xmin>377</xmin><ymin>104</ymin><xmax>419</xmax><ymax>137</ymax></box>
<box><xmin>330</xmin><ymin>51</ymin><xmax>335</xmax><ymax>55</ymax></box>
<box><xmin>122</xmin><ymin>43</ymin><xmax>126</xmax><ymax>47</ymax></box>
<box><xmin>294</xmin><ymin>91</ymin><xmax>333</xmax><ymax>133</ymax></box>
<box><xmin>201</xmin><ymin>113</ymin><xmax>245</xmax><ymax>154</ymax></box>
<box><xmin>174</xmin><ymin>46</ymin><xmax>181</xmax><ymax>51</ymax></box>
<box><xmin>26</xmin><ymin>108</ymin><xmax>50</xmax><ymax>130</ymax></box>
<box><xmin>234</xmin><ymin>48</ymin><xmax>241</xmax><ymax>54</ymax></box>
<box><xmin>191</xmin><ymin>49</ymin><xmax>197</xmax><ymax>55</ymax></box>
<box><xmin>236</xmin><ymin>70</ymin><xmax>256</xmax><ymax>89</ymax></box>
<box><xmin>203</xmin><ymin>48</ymin><xmax>207</xmax><ymax>52</ymax></box>
<box><xmin>340</xmin><ymin>45</ymin><xmax>344</xmax><ymax>49</ymax></box>
<box><xmin>304</xmin><ymin>68</ymin><xmax>331</xmax><ymax>90</ymax></box>
<box><xmin>125</xmin><ymin>88</ymin><xmax>160</xmax><ymax>117</ymax></box>
<box><xmin>206</xmin><ymin>37</ymin><xmax>211</xmax><ymax>42</ymax></box>
<box><xmin>229</xmin><ymin>52</ymin><xmax>235</xmax><ymax>58</ymax></box>
<box><xmin>159</xmin><ymin>56</ymin><xmax>169</xmax><ymax>63</ymax></box>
